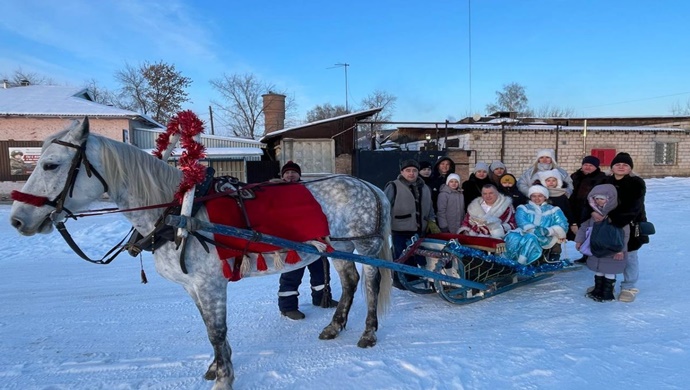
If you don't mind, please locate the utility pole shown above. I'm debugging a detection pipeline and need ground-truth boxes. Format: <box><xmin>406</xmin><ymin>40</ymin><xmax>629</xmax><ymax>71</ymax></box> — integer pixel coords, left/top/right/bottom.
<box><xmin>329</xmin><ymin>63</ymin><xmax>350</xmax><ymax>112</ymax></box>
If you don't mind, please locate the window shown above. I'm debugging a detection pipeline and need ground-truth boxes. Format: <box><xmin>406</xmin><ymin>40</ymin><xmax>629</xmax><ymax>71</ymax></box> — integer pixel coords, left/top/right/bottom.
<box><xmin>654</xmin><ymin>142</ymin><xmax>677</xmax><ymax>165</ymax></box>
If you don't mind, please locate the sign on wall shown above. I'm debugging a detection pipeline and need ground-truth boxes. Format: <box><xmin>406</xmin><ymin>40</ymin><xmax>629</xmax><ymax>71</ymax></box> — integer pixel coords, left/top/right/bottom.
<box><xmin>8</xmin><ymin>147</ymin><xmax>42</xmax><ymax>176</ymax></box>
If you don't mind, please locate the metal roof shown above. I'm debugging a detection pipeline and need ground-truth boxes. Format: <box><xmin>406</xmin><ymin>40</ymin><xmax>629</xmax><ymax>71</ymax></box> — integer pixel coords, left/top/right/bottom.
<box><xmin>260</xmin><ymin>107</ymin><xmax>383</xmax><ymax>142</ymax></box>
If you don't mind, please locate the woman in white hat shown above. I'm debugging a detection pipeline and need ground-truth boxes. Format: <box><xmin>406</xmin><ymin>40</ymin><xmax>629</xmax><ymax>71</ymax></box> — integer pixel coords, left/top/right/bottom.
<box><xmin>516</xmin><ymin>149</ymin><xmax>573</xmax><ymax>198</ymax></box>
<box><xmin>503</xmin><ymin>185</ymin><xmax>569</xmax><ymax>265</ymax></box>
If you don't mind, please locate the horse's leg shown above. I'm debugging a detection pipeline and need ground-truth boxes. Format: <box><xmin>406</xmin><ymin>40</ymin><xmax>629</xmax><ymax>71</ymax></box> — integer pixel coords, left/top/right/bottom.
<box><xmin>357</xmin><ymin>263</ymin><xmax>382</xmax><ymax>348</ymax></box>
<box><xmin>319</xmin><ymin>243</ymin><xmax>358</xmax><ymax>340</ymax></box>
<box><xmin>184</xmin><ymin>279</ymin><xmax>234</xmax><ymax>390</ymax></box>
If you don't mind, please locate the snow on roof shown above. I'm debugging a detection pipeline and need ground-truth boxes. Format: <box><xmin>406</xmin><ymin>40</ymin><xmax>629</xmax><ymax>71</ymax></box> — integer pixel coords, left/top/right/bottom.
<box><xmin>142</xmin><ymin>147</ymin><xmax>264</xmax><ymax>159</ymax></box>
<box><xmin>135</xmin><ymin>127</ymin><xmax>263</xmax><ymax>145</ymax></box>
<box><xmin>398</xmin><ymin>123</ymin><xmax>686</xmax><ymax>132</ymax></box>
<box><xmin>259</xmin><ymin>107</ymin><xmax>383</xmax><ymax>142</ymax></box>
<box><xmin>0</xmin><ymin>85</ymin><xmax>161</xmax><ymax>126</ymax></box>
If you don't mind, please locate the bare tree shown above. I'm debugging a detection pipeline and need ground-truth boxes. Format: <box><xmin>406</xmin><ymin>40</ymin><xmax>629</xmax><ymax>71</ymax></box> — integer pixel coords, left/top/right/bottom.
<box><xmin>534</xmin><ymin>104</ymin><xmax>575</xmax><ymax>118</ymax></box>
<box><xmin>210</xmin><ymin>73</ymin><xmax>297</xmax><ymax>139</ymax></box>
<box><xmin>305</xmin><ymin>103</ymin><xmax>350</xmax><ymax>122</ymax></box>
<box><xmin>83</xmin><ymin>78</ymin><xmax>119</xmax><ymax>106</ymax></box>
<box><xmin>115</xmin><ymin>61</ymin><xmax>192</xmax><ymax>123</ymax></box>
<box><xmin>485</xmin><ymin>82</ymin><xmax>533</xmax><ymax>117</ymax></box>
<box><xmin>2</xmin><ymin>68</ymin><xmax>54</xmax><ymax>85</ymax></box>
<box><xmin>670</xmin><ymin>99</ymin><xmax>690</xmax><ymax>115</ymax></box>
<box><xmin>360</xmin><ymin>89</ymin><xmax>397</xmax><ymax>129</ymax></box>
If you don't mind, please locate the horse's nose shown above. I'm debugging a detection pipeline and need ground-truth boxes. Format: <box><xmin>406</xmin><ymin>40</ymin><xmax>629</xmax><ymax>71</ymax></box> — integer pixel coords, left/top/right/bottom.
<box><xmin>10</xmin><ymin>216</ymin><xmax>24</xmax><ymax>231</ymax></box>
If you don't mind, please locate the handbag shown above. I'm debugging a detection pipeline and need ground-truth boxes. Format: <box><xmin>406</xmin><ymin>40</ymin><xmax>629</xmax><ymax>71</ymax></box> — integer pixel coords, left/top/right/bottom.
<box><xmin>590</xmin><ymin>218</ymin><xmax>625</xmax><ymax>258</ymax></box>
<box><xmin>636</xmin><ymin>221</ymin><xmax>656</xmax><ymax>236</ymax></box>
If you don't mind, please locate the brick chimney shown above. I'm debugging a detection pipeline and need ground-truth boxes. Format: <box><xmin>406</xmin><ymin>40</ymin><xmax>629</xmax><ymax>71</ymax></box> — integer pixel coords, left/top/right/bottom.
<box><xmin>262</xmin><ymin>92</ymin><xmax>286</xmax><ymax>134</ymax></box>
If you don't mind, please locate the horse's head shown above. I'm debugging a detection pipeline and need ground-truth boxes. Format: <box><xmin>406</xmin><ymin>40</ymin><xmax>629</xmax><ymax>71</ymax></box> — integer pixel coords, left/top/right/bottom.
<box><xmin>9</xmin><ymin>118</ymin><xmax>108</xmax><ymax>236</ymax></box>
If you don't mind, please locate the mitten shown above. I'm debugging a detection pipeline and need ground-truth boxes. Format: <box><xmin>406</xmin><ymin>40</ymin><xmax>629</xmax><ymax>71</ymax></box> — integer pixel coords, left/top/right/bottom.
<box><xmin>427</xmin><ymin>220</ymin><xmax>441</xmax><ymax>234</ymax></box>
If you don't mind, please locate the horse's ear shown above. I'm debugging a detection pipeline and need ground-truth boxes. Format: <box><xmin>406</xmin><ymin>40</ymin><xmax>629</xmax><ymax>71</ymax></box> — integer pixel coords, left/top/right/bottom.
<box><xmin>65</xmin><ymin>117</ymin><xmax>90</xmax><ymax>144</ymax></box>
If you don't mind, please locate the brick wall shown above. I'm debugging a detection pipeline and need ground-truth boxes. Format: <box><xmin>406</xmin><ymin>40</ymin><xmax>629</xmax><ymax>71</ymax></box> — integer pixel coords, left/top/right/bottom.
<box><xmin>465</xmin><ymin>129</ymin><xmax>690</xmax><ymax>178</ymax></box>
<box><xmin>0</xmin><ymin>117</ymin><xmax>133</xmax><ymax>142</ymax></box>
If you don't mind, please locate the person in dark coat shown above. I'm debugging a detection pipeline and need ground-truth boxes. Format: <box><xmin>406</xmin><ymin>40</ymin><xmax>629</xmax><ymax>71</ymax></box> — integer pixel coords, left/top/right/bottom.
<box><xmin>462</xmin><ymin>162</ymin><xmax>492</xmax><ymax>211</ymax></box>
<box><xmin>569</xmin><ymin>155</ymin><xmax>607</xmax><ymax>262</ymax></box>
<box><xmin>488</xmin><ymin>161</ymin><xmax>507</xmax><ymax>187</ymax></box>
<box><xmin>498</xmin><ymin>173</ymin><xmax>528</xmax><ymax>208</ymax></box>
<box><xmin>600</xmin><ymin>153</ymin><xmax>647</xmax><ymax>302</ymax></box>
<box><xmin>419</xmin><ymin>160</ymin><xmax>433</xmax><ymax>187</ymax></box>
<box><xmin>277</xmin><ymin>161</ymin><xmax>338</xmax><ymax>320</ymax></box>
<box><xmin>428</xmin><ymin>157</ymin><xmax>456</xmax><ymax>211</ymax></box>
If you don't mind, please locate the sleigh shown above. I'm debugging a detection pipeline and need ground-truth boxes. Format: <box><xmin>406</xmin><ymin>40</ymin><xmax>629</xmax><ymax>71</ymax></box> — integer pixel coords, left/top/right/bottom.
<box><xmin>165</xmin><ymin>216</ymin><xmax>581</xmax><ymax>305</ymax></box>
<box><xmin>394</xmin><ymin>233</ymin><xmax>580</xmax><ymax>304</ymax></box>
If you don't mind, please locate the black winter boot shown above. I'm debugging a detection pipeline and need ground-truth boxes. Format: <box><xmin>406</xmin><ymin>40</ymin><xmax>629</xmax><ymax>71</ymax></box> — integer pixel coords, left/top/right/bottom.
<box><xmin>600</xmin><ymin>277</ymin><xmax>616</xmax><ymax>302</ymax></box>
<box><xmin>586</xmin><ymin>275</ymin><xmax>605</xmax><ymax>301</ymax></box>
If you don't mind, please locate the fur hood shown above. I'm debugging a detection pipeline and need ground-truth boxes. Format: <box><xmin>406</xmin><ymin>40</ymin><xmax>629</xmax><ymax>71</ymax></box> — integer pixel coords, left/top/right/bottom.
<box><xmin>587</xmin><ymin>184</ymin><xmax>618</xmax><ymax>216</ymax></box>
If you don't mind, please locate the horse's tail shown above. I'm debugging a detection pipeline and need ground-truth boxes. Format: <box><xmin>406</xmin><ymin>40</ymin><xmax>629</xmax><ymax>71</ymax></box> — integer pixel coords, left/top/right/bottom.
<box><xmin>375</xmin><ymin>200</ymin><xmax>393</xmax><ymax>315</ymax></box>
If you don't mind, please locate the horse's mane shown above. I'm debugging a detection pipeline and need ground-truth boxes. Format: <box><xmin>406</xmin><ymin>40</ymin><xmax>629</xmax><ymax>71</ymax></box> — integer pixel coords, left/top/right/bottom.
<box><xmin>94</xmin><ymin>135</ymin><xmax>182</xmax><ymax>206</ymax></box>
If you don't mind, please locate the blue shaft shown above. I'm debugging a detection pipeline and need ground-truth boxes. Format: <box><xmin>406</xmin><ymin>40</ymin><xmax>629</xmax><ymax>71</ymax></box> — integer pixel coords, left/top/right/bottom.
<box><xmin>165</xmin><ymin>215</ymin><xmax>488</xmax><ymax>289</ymax></box>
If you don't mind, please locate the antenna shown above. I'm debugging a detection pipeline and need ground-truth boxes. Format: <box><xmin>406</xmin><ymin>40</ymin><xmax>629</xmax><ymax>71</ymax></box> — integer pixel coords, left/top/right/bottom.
<box><xmin>328</xmin><ymin>63</ymin><xmax>350</xmax><ymax>112</ymax></box>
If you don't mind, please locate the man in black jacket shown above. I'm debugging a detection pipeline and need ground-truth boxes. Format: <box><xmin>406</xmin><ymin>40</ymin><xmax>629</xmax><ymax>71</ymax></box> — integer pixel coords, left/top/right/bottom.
<box><xmin>569</xmin><ymin>156</ymin><xmax>607</xmax><ymax>262</ymax></box>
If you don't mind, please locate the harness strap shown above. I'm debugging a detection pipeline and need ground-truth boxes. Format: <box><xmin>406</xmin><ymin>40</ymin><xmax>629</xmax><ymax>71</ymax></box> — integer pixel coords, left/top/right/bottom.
<box><xmin>55</xmin><ymin>221</ymin><xmax>133</xmax><ymax>264</ymax></box>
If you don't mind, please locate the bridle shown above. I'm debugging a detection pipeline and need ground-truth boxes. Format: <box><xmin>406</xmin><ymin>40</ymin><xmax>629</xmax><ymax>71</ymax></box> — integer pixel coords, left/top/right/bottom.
<box><xmin>11</xmin><ymin>137</ymin><xmax>127</xmax><ymax>265</ymax></box>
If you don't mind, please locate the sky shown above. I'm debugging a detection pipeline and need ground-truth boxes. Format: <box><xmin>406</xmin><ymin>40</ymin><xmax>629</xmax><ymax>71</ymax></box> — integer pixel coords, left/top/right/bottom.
<box><xmin>3</xmin><ymin>1</ymin><xmax>690</xmax><ymax>130</ymax></box>
<box><xmin>1</xmin><ymin>177</ymin><xmax>687</xmax><ymax>389</ymax></box>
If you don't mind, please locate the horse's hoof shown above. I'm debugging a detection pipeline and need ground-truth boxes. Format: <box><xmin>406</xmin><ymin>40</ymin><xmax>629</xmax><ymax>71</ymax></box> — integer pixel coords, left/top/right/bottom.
<box><xmin>319</xmin><ymin>325</ymin><xmax>340</xmax><ymax>340</ymax></box>
<box><xmin>357</xmin><ymin>331</ymin><xmax>377</xmax><ymax>348</ymax></box>
<box><xmin>204</xmin><ymin>362</ymin><xmax>218</xmax><ymax>380</ymax></box>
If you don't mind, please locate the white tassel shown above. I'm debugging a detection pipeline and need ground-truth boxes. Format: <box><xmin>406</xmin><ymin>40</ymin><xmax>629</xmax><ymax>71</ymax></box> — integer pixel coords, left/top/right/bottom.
<box><xmin>307</xmin><ymin>240</ymin><xmax>328</xmax><ymax>253</ymax></box>
<box><xmin>239</xmin><ymin>254</ymin><xmax>252</xmax><ymax>277</ymax></box>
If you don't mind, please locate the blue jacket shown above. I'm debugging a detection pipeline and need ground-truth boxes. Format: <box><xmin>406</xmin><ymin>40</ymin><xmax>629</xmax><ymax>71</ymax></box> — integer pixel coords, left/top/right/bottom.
<box><xmin>504</xmin><ymin>201</ymin><xmax>569</xmax><ymax>264</ymax></box>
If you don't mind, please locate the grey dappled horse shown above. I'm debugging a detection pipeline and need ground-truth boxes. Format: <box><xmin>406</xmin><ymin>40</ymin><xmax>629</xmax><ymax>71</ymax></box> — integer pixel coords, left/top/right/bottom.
<box><xmin>9</xmin><ymin>119</ymin><xmax>393</xmax><ymax>390</ymax></box>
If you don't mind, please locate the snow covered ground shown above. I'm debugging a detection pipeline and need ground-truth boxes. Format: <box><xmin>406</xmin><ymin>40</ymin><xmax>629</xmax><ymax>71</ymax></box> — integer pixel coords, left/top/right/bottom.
<box><xmin>1</xmin><ymin>177</ymin><xmax>688</xmax><ymax>390</ymax></box>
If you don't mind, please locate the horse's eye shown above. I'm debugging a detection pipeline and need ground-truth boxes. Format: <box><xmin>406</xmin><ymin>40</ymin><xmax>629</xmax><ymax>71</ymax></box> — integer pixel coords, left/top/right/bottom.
<box><xmin>43</xmin><ymin>163</ymin><xmax>59</xmax><ymax>171</ymax></box>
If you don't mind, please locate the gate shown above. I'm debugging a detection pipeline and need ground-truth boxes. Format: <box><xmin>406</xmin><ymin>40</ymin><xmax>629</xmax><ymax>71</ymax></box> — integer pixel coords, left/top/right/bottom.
<box><xmin>354</xmin><ymin>149</ymin><xmax>446</xmax><ymax>190</ymax></box>
<box><xmin>247</xmin><ymin>160</ymin><xmax>280</xmax><ymax>183</ymax></box>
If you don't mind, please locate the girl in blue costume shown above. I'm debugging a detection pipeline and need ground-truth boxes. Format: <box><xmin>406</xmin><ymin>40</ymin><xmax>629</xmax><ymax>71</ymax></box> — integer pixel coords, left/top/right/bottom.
<box><xmin>504</xmin><ymin>185</ymin><xmax>569</xmax><ymax>265</ymax></box>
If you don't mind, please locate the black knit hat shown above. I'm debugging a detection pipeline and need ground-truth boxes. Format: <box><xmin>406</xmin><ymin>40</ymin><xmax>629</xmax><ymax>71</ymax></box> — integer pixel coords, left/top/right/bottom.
<box><xmin>281</xmin><ymin>160</ymin><xmax>301</xmax><ymax>176</ymax></box>
<box><xmin>400</xmin><ymin>159</ymin><xmax>420</xmax><ymax>171</ymax></box>
<box><xmin>419</xmin><ymin>161</ymin><xmax>432</xmax><ymax>170</ymax></box>
<box><xmin>582</xmin><ymin>155</ymin><xmax>600</xmax><ymax>168</ymax></box>
<box><xmin>610</xmin><ymin>152</ymin><xmax>633</xmax><ymax>169</ymax></box>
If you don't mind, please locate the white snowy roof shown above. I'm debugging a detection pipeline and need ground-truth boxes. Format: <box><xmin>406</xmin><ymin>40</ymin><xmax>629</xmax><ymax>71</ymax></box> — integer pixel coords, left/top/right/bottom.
<box><xmin>142</xmin><ymin>147</ymin><xmax>264</xmax><ymax>159</ymax></box>
<box><xmin>0</xmin><ymin>85</ymin><xmax>161</xmax><ymax>126</ymax></box>
<box><xmin>400</xmin><ymin>123</ymin><xmax>686</xmax><ymax>132</ymax></box>
<box><xmin>260</xmin><ymin>107</ymin><xmax>383</xmax><ymax>142</ymax></box>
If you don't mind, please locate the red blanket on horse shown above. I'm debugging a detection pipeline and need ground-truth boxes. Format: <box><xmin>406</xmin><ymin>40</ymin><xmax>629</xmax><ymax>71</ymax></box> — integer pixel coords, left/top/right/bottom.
<box><xmin>205</xmin><ymin>182</ymin><xmax>330</xmax><ymax>261</ymax></box>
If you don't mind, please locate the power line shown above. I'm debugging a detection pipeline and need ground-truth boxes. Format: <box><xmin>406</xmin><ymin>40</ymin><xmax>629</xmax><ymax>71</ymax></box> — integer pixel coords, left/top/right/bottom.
<box><xmin>581</xmin><ymin>91</ymin><xmax>690</xmax><ymax>109</ymax></box>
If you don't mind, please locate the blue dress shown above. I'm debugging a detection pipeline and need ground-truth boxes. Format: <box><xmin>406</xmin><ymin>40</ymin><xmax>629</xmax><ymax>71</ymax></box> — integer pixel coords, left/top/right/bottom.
<box><xmin>504</xmin><ymin>201</ymin><xmax>569</xmax><ymax>264</ymax></box>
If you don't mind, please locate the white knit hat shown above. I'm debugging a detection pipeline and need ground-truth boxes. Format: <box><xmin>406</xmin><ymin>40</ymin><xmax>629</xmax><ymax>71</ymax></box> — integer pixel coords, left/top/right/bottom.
<box><xmin>474</xmin><ymin>162</ymin><xmax>490</xmax><ymax>173</ymax></box>
<box><xmin>537</xmin><ymin>169</ymin><xmax>563</xmax><ymax>189</ymax></box>
<box><xmin>528</xmin><ymin>185</ymin><xmax>549</xmax><ymax>198</ymax></box>
<box><xmin>446</xmin><ymin>173</ymin><xmax>461</xmax><ymax>185</ymax></box>
<box><xmin>536</xmin><ymin>148</ymin><xmax>555</xmax><ymax>161</ymax></box>
<box><xmin>489</xmin><ymin>161</ymin><xmax>506</xmax><ymax>172</ymax></box>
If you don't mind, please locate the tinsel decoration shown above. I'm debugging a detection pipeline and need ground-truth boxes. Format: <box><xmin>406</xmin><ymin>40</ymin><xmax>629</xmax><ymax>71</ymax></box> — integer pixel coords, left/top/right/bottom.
<box><xmin>443</xmin><ymin>240</ymin><xmax>572</xmax><ymax>277</ymax></box>
<box><xmin>152</xmin><ymin>110</ymin><xmax>207</xmax><ymax>203</ymax></box>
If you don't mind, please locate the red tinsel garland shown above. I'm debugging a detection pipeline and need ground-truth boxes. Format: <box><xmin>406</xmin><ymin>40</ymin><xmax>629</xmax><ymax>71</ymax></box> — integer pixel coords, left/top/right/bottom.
<box><xmin>153</xmin><ymin>110</ymin><xmax>207</xmax><ymax>203</ymax></box>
